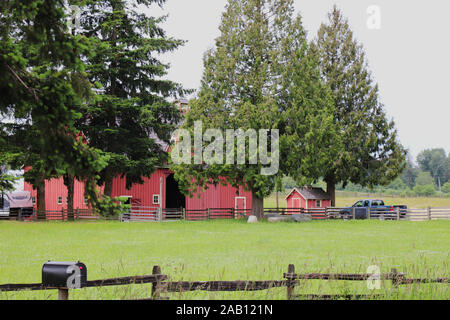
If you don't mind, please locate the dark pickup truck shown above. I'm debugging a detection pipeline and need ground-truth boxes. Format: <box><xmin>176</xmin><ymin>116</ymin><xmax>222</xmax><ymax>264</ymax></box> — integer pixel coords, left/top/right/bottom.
<box><xmin>339</xmin><ymin>199</ymin><xmax>407</xmax><ymax>220</ymax></box>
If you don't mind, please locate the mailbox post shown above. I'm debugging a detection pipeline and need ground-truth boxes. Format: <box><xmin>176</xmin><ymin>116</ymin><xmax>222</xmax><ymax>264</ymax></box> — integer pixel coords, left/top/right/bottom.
<box><xmin>42</xmin><ymin>261</ymin><xmax>87</xmax><ymax>300</ymax></box>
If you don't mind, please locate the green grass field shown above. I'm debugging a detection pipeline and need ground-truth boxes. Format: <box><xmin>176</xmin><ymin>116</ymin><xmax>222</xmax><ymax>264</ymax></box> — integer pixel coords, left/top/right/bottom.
<box><xmin>0</xmin><ymin>219</ymin><xmax>448</xmax><ymax>300</ymax></box>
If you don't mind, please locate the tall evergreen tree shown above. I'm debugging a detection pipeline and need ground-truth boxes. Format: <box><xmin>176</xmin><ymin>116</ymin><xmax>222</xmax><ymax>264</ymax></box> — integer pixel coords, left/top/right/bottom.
<box><xmin>78</xmin><ymin>0</ymin><xmax>186</xmax><ymax>198</ymax></box>
<box><xmin>1</xmin><ymin>0</ymin><xmax>109</xmax><ymax>214</ymax></box>
<box><xmin>171</xmin><ymin>0</ymin><xmax>336</xmax><ymax>218</ymax></box>
<box><xmin>313</xmin><ymin>6</ymin><xmax>406</xmax><ymax>205</ymax></box>
<box><xmin>274</xmin><ymin>3</ymin><xmax>338</xmax><ymax>188</ymax></box>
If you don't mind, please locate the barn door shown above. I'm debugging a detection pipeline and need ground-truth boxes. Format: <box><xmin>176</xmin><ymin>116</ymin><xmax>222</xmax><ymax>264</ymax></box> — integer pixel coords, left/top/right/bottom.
<box><xmin>291</xmin><ymin>198</ymin><xmax>301</xmax><ymax>214</ymax></box>
<box><xmin>235</xmin><ymin>197</ymin><xmax>246</xmax><ymax>216</ymax></box>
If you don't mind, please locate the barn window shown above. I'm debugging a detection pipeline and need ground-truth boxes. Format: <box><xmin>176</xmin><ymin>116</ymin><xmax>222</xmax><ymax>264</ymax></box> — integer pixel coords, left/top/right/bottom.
<box><xmin>58</xmin><ymin>197</ymin><xmax>62</xmax><ymax>205</ymax></box>
<box><xmin>316</xmin><ymin>200</ymin><xmax>321</xmax><ymax>207</ymax></box>
<box><xmin>84</xmin><ymin>197</ymin><xmax>88</xmax><ymax>205</ymax></box>
<box><xmin>66</xmin><ymin>197</ymin><xmax>68</xmax><ymax>204</ymax></box>
<box><xmin>32</xmin><ymin>197</ymin><xmax>36</xmax><ymax>204</ymax></box>
<box><xmin>153</xmin><ymin>195</ymin><xmax>160</xmax><ymax>205</ymax></box>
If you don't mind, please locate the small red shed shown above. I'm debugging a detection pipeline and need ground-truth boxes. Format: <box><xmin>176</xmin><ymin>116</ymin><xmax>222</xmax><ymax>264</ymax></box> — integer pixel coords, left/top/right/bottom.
<box><xmin>285</xmin><ymin>186</ymin><xmax>331</xmax><ymax>210</ymax></box>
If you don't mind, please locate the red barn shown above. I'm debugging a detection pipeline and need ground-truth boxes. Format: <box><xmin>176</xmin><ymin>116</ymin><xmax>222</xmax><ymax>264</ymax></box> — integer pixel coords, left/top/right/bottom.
<box><xmin>24</xmin><ymin>167</ymin><xmax>252</xmax><ymax>212</ymax></box>
<box><xmin>285</xmin><ymin>186</ymin><xmax>331</xmax><ymax>210</ymax></box>
<box><xmin>23</xmin><ymin>99</ymin><xmax>253</xmax><ymax>213</ymax></box>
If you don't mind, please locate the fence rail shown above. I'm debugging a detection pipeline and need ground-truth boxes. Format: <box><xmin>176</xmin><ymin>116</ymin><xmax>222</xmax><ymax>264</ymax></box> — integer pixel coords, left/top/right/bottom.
<box><xmin>0</xmin><ymin>264</ymin><xmax>447</xmax><ymax>300</ymax></box>
<box><xmin>0</xmin><ymin>208</ymin><xmax>104</xmax><ymax>222</ymax></box>
<box><xmin>2</xmin><ymin>206</ymin><xmax>450</xmax><ymax>222</ymax></box>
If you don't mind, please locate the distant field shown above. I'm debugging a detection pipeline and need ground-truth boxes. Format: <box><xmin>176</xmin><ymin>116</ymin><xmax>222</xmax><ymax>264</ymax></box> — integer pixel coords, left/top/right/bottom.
<box><xmin>336</xmin><ymin>196</ymin><xmax>450</xmax><ymax>208</ymax></box>
<box><xmin>264</xmin><ymin>192</ymin><xmax>450</xmax><ymax>209</ymax></box>
<box><xmin>0</xmin><ymin>220</ymin><xmax>449</xmax><ymax>300</ymax></box>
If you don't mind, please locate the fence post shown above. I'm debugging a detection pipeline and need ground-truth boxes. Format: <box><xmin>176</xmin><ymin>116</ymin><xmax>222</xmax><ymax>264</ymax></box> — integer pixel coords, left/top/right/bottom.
<box><xmin>61</xmin><ymin>208</ymin><xmax>64</xmax><ymax>222</ymax></box>
<box><xmin>18</xmin><ymin>208</ymin><xmax>22</xmax><ymax>221</ymax></box>
<box><xmin>76</xmin><ymin>208</ymin><xmax>79</xmax><ymax>220</ymax></box>
<box><xmin>182</xmin><ymin>208</ymin><xmax>186</xmax><ymax>221</ymax></box>
<box><xmin>286</xmin><ymin>264</ymin><xmax>296</xmax><ymax>300</ymax></box>
<box><xmin>352</xmin><ymin>207</ymin><xmax>356</xmax><ymax>220</ymax></box>
<box><xmin>396</xmin><ymin>207</ymin><xmax>400</xmax><ymax>221</ymax></box>
<box><xmin>159</xmin><ymin>207</ymin><xmax>162</xmax><ymax>222</ymax></box>
<box><xmin>427</xmin><ymin>207</ymin><xmax>431</xmax><ymax>221</ymax></box>
<box><xmin>58</xmin><ymin>288</ymin><xmax>69</xmax><ymax>300</ymax></box>
<box><xmin>207</xmin><ymin>208</ymin><xmax>210</xmax><ymax>220</ymax></box>
<box><xmin>390</xmin><ymin>268</ymin><xmax>400</xmax><ymax>289</ymax></box>
<box><xmin>151</xmin><ymin>265</ymin><xmax>162</xmax><ymax>300</ymax></box>
<box><xmin>367</xmin><ymin>208</ymin><xmax>370</xmax><ymax>220</ymax></box>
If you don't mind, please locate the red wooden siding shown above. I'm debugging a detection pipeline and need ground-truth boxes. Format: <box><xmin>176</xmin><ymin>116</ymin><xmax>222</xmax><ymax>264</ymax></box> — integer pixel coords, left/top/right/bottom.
<box><xmin>23</xmin><ymin>168</ymin><xmax>253</xmax><ymax>211</ymax></box>
<box><xmin>24</xmin><ymin>177</ymin><xmax>92</xmax><ymax>211</ymax></box>
<box><xmin>286</xmin><ymin>189</ymin><xmax>330</xmax><ymax>210</ymax></box>
<box><xmin>111</xmin><ymin>169</ymin><xmax>171</xmax><ymax>208</ymax></box>
<box><xmin>185</xmin><ymin>183</ymin><xmax>252</xmax><ymax>210</ymax></box>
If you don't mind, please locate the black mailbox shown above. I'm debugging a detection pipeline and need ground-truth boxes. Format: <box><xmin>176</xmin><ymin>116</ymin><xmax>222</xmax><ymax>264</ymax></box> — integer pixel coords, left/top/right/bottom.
<box><xmin>42</xmin><ymin>261</ymin><xmax>87</xmax><ymax>289</ymax></box>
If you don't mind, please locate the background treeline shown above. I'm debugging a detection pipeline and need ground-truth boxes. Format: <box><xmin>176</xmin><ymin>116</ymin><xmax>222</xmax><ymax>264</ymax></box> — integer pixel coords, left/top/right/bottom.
<box><xmin>282</xmin><ymin>148</ymin><xmax>450</xmax><ymax>197</ymax></box>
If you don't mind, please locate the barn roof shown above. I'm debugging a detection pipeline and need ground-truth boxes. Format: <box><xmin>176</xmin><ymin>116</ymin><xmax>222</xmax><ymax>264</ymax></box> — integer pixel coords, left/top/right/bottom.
<box><xmin>285</xmin><ymin>187</ymin><xmax>331</xmax><ymax>200</ymax></box>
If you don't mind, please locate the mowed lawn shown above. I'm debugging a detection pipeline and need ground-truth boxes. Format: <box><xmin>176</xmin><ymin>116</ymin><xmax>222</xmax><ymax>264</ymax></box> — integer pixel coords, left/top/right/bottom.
<box><xmin>0</xmin><ymin>219</ymin><xmax>449</xmax><ymax>300</ymax></box>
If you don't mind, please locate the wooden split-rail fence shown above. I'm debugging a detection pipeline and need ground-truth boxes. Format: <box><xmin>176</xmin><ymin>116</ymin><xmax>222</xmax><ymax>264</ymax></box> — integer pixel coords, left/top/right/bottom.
<box><xmin>0</xmin><ymin>208</ymin><xmax>102</xmax><ymax>222</ymax></box>
<box><xmin>121</xmin><ymin>207</ymin><xmax>330</xmax><ymax>222</ymax></box>
<box><xmin>0</xmin><ymin>264</ymin><xmax>447</xmax><ymax>300</ymax></box>
<box><xmin>120</xmin><ymin>206</ymin><xmax>450</xmax><ymax>222</ymax></box>
<box><xmin>2</xmin><ymin>207</ymin><xmax>449</xmax><ymax>222</ymax></box>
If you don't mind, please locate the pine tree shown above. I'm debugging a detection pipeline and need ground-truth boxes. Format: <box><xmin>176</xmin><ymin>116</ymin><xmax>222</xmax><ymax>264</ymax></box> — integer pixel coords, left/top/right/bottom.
<box><xmin>78</xmin><ymin>0</ymin><xmax>186</xmax><ymax>198</ymax></box>
<box><xmin>171</xmin><ymin>0</ymin><xmax>336</xmax><ymax>218</ymax></box>
<box><xmin>313</xmin><ymin>6</ymin><xmax>406</xmax><ymax>205</ymax></box>
<box><xmin>273</xmin><ymin>3</ymin><xmax>338</xmax><ymax>188</ymax></box>
<box><xmin>1</xmin><ymin>0</ymin><xmax>109</xmax><ymax>214</ymax></box>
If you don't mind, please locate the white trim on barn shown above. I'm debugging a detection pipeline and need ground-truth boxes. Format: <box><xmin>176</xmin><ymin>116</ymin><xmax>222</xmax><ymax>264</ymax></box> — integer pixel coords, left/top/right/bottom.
<box><xmin>234</xmin><ymin>197</ymin><xmax>246</xmax><ymax>210</ymax></box>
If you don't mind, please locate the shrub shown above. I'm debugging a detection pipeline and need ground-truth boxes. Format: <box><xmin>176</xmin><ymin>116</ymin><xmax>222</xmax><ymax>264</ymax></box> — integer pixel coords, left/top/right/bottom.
<box><xmin>441</xmin><ymin>182</ymin><xmax>450</xmax><ymax>194</ymax></box>
<box><xmin>415</xmin><ymin>172</ymin><xmax>434</xmax><ymax>186</ymax></box>
<box><xmin>405</xmin><ymin>188</ymin><xmax>415</xmax><ymax>197</ymax></box>
<box><xmin>413</xmin><ymin>184</ymin><xmax>436</xmax><ymax>196</ymax></box>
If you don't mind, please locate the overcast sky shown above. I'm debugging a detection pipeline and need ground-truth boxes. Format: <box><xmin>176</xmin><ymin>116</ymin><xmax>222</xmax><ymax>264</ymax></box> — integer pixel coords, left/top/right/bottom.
<box><xmin>144</xmin><ymin>0</ymin><xmax>450</xmax><ymax>161</ymax></box>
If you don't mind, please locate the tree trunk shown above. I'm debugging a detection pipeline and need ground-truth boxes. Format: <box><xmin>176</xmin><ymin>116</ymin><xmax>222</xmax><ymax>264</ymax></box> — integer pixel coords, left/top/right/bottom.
<box><xmin>36</xmin><ymin>173</ymin><xmax>46</xmax><ymax>220</ymax></box>
<box><xmin>252</xmin><ymin>193</ymin><xmax>264</xmax><ymax>219</ymax></box>
<box><xmin>326</xmin><ymin>179</ymin><xmax>336</xmax><ymax>207</ymax></box>
<box><xmin>104</xmin><ymin>170</ymin><xmax>114</xmax><ymax>198</ymax></box>
<box><xmin>64</xmin><ymin>174</ymin><xmax>75</xmax><ymax>221</ymax></box>
<box><xmin>84</xmin><ymin>178</ymin><xmax>96</xmax><ymax>210</ymax></box>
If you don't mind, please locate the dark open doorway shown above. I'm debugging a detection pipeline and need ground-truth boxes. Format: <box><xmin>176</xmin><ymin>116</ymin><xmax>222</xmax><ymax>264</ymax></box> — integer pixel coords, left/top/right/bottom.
<box><xmin>165</xmin><ymin>174</ymin><xmax>186</xmax><ymax>209</ymax></box>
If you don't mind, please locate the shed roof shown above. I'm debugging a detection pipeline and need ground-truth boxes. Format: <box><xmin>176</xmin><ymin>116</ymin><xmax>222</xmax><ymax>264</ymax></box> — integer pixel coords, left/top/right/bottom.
<box><xmin>285</xmin><ymin>187</ymin><xmax>331</xmax><ymax>201</ymax></box>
